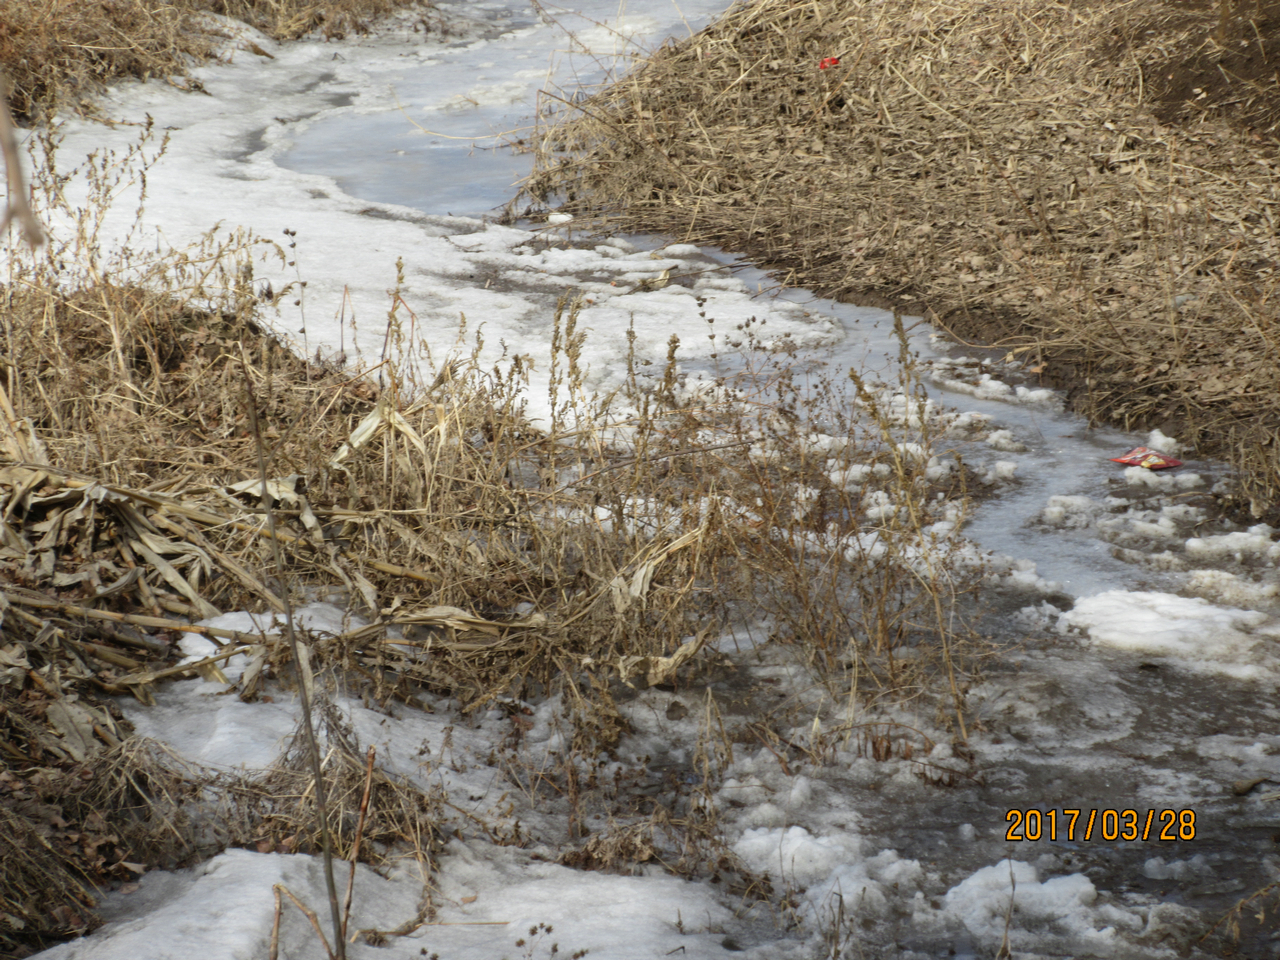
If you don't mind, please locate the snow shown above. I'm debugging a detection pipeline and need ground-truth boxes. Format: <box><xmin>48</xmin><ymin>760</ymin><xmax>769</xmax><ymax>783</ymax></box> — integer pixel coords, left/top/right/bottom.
<box><xmin>923</xmin><ymin>359</ymin><xmax>1062</xmax><ymax>408</ymax></box>
<box><xmin>977</xmin><ymin>459</ymin><xmax>1018</xmax><ymax>484</ymax></box>
<box><xmin>175</xmin><ymin>604</ymin><xmax>361</xmax><ymax>682</ymax></box>
<box><xmin>36</xmin><ymin>851</ymin><xmax>423</xmax><ymax>960</ymax></box>
<box><xmin>427</xmin><ymin>841</ymin><xmax>740</xmax><ymax>960</ymax></box>
<box><xmin>24</xmin><ymin>0</ymin><xmax>827</xmax><ymax>430</ymax></box>
<box><xmin>1183</xmin><ymin>568</ymin><xmax>1279</xmax><ymax>607</ymax></box>
<box><xmin>1185</xmin><ymin>524</ymin><xmax>1280</xmax><ymax>562</ymax></box>
<box><xmin>38</xmin><ymin>844</ymin><xmax>744</xmax><ymax>960</ymax></box>
<box><xmin>733</xmin><ymin>825</ymin><xmax>865</xmax><ymax>890</ymax></box>
<box><xmin>1060</xmin><ymin>589</ymin><xmax>1277</xmax><ymax>678</ymax></box>
<box><xmin>984</xmin><ymin>428</ymin><xmax>1027</xmax><ymax>453</ymax></box>
<box><xmin>937</xmin><ymin>860</ymin><xmax>1142</xmax><ymax>955</ymax></box>
<box><xmin>128</xmin><ymin>680</ymin><xmax>301</xmax><ymax>770</ymax></box>
<box><xmin>1145</xmin><ymin>428</ymin><xmax>1184</xmax><ymax>455</ymax></box>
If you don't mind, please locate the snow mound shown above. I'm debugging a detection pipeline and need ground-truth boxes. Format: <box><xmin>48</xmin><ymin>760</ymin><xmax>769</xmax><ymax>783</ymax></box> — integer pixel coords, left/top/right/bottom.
<box><xmin>939</xmin><ymin>859</ymin><xmax>1143</xmax><ymax>955</ymax></box>
<box><xmin>1061</xmin><ymin>590</ymin><xmax>1277</xmax><ymax>678</ymax></box>
<box><xmin>733</xmin><ymin>825</ymin><xmax>863</xmax><ymax>890</ymax></box>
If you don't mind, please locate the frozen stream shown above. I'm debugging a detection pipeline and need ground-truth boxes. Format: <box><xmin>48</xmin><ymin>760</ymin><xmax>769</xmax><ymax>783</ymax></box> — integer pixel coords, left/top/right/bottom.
<box><xmin>16</xmin><ymin>1</ymin><xmax>1280</xmax><ymax>958</ymax></box>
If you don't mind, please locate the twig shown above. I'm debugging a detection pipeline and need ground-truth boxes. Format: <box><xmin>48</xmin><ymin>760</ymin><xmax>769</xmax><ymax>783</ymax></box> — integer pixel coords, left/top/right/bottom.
<box><xmin>0</xmin><ymin>591</ymin><xmax>256</xmax><ymax>641</ymax></box>
<box><xmin>241</xmin><ymin>344</ymin><xmax>346</xmax><ymax>960</ymax></box>
<box><xmin>270</xmin><ymin>884</ymin><xmax>283</xmax><ymax>960</ymax></box>
<box><xmin>270</xmin><ymin>884</ymin><xmax>337</xmax><ymax>960</ymax></box>
<box><xmin>341</xmin><ymin>746</ymin><xmax>377</xmax><ymax>944</ymax></box>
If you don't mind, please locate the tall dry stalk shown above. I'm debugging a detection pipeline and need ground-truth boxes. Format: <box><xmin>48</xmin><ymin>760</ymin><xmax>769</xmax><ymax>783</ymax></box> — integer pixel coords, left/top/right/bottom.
<box><xmin>242</xmin><ymin>345</ymin><xmax>346</xmax><ymax>960</ymax></box>
<box><xmin>0</xmin><ymin>79</ymin><xmax>43</xmax><ymax>247</ymax></box>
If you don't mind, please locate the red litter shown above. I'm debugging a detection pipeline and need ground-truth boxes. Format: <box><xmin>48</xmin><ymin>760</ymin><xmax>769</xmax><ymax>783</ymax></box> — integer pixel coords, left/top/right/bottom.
<box><xmin>819</xmin><ymin>56</ymin><xmax>841</xmax><ymax>69</ymax></box>
<box><xmin>1110</xmin><ymin>446</ymin><xmax>1183</xmax><ymax>470</ymax></box>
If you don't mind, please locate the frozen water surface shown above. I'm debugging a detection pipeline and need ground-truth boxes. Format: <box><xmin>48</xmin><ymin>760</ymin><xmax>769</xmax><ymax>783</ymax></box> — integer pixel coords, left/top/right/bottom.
<box><xmin>11</xmin><ymin>1</ymin><xmax>1280</xmax><ymax>958</ymax></box>
<box><xmin>282</xmin><ymin>0</ymin><xmax>732</xmax><ymax>217</ymax></box>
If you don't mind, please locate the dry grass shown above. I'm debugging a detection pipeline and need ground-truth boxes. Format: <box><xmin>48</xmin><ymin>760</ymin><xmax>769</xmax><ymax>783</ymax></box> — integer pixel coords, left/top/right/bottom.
<box><xmin>0</xmin><ymin>89</ymin><xmax>983</xmax><ymax>956</ymax></box>
<box><xmin>0</xmin><ymin>0</ymin><xmax>206</xmax><ymax>120</ymax></box>
<box><xmin>0</xmin><ymin>128</ymin><xmax>986</xmax><ymax>716</ymax></box>
<box><xmin>200</xmin><ymin>0</ymin><xmax>430</xmax><ymax>42</ymax></box>
<box><xmin>523</xmin><ymin>0</ymin><xmax>1280</xmax><ymax>518</ymax></box>
<box><xmin>0</xmin><ymin>0</ymin><xmax>432</xmax><ymax>121</ymax></box>
<box><xmin>238</xmin><ymin>702</ymin><xmax>443</xmax><ymax>870</ymax></box>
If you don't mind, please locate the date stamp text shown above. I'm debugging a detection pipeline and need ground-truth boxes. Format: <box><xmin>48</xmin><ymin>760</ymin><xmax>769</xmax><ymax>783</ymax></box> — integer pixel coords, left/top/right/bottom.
<box><xmin>1005</xmin><ymin>808</ymin><xmax>1196</xmax><ymax>842</ymax></box>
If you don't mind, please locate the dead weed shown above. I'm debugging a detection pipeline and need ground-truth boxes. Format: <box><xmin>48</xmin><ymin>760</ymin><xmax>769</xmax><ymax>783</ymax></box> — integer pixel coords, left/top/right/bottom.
<box><xmin>523</xmin><ymin>0</ymin><xmax>1280</xmax><ymax>518</ymax></box>
<box><xmin>0</xmin><ymin>0</ymin><xmax>432</xmax><ymax>121</ymax></box>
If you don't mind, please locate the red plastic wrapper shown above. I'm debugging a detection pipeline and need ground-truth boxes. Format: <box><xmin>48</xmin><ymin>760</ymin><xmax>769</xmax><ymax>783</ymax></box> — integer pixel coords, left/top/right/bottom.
<box><xmin>1110</xmin><ymin>446</ymin><xmax>1183</xmax><ymax>470</ymax></box>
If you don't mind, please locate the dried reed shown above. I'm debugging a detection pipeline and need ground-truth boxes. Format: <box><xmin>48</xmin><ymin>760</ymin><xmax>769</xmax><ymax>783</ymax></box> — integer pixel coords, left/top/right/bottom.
<box><xmin>524</xmin><ymin>0</ymin><xmax>1280</xmax><ymax>517</ymax></box>
<box><xmin>1</xmin><ymin>86</ymin><xmax>984</xmax><ymax>953</ymax></box>
<box><xmin>0</xmin><ymin>0</ymin><xmax>432</xmax><ymax>121</ymax></box>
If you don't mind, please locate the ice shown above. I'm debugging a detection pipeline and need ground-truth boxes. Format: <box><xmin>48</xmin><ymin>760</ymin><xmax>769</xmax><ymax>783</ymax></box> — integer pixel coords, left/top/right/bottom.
<box><xmin>20</xmin><ymin>6</ymin><xmax>841</xmax><ymax>432</ymax></box>
<box><xmin>1183</xmin><ymin>568</ymin><xmax>1279</xmax><ymax>607</ymax></box>
<box><xmin>977</xmin><ymin>459</ymin><xmax>1018</xmax><ymax>484</ymax></box>
<box><xmin>1185</xmin><ymin>525</ymin><xmax>1280</xmax><ymax>562</ymax></box>
<box><xmin>282</xmin><ymin>0</ymin><xmax>734</xmax><ymax>218</ymax></box>
<box><xmin>1041</xmin><ymin>494</ymin><xmax>1099</xmax><ymax>529</ymax></box>
<box><xmin>985</xmin><ymin>428</ymin><xmax>1027</xmax><ymax>452</ymax></box>
<box><xmin>924</xmin><ymin>362</ymin><xmax>1061</xmax><ymax>407</ymax></box>
<box><xmin>1143</xmin><ymin>855</ymin><xmax>1213</xmax><ymax>881</ymax></box>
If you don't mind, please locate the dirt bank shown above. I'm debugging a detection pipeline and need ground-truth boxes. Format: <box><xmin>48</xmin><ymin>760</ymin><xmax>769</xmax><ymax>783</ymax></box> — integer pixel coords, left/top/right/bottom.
<box><xmin>527</xmin><ymin>0</ymin><xmax>1280</xmax><ymax>519</ymax></box>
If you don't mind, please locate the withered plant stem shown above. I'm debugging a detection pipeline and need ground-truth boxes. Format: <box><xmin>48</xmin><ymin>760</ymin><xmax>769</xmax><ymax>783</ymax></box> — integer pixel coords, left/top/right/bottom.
<box><xmin>270</xmin><ymin>884</ymin><xmax>338</xmax><ymax>960</ymax></box>
<box><xmin>241</xmin><ymin>344</ymin><xmax>346</xmax><ymax>960</ymax></box>
<box><xmin>0</xmin><ymin>85</ymin><xmax>44</xmax><ymax>248</ymax></box>
<box><xmin>341</xmin><ymin>745</ymin><xmax>377</xmax><ymax>943</ymax></box>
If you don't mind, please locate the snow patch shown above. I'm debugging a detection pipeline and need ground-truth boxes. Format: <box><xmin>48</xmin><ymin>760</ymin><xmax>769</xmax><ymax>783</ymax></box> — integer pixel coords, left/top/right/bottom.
<box><xmin>1061</xmin><ymin>590</ymin><xmax>1277</xmax><ymax>677</ymax></box>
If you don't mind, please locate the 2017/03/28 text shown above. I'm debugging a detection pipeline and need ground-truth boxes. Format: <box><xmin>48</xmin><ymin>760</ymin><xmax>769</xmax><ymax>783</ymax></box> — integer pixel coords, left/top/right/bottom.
<box><xmin>1005</xmin><ymin>809</ymin><xmax>1196</xmax><ymax>842</ymax></box>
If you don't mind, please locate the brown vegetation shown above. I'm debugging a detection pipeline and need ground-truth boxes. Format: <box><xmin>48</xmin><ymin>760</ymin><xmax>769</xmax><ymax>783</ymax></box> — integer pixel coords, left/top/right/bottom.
<box><xmin>0</xmin><ymin>0</ymin><xmax>432</xmax><ymax>121</ymax></box>
<box><xmin>1</xmin><ymin>123</ymin><xmax>979</xmax><ymax>953</ymax></box>
<box><xmin>525</xmin><ymin>0</ymin><xmax>1280</xmax><ymax>518</ymax></box>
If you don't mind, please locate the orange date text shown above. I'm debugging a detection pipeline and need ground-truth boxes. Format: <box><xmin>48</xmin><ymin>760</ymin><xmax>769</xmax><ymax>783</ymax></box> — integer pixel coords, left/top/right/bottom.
<box><xmin>1004</xmin><ymin>808</ymin><xmax>1196</xmax><ymax>842</ymax></box>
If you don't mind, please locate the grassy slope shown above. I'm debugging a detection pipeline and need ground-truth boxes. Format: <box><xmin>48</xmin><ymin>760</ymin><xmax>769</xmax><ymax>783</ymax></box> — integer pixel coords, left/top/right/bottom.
<box><xmin>526</xmin><ymin>0</ymin><xmax>1280</xmax><ymax>518</ymax></box>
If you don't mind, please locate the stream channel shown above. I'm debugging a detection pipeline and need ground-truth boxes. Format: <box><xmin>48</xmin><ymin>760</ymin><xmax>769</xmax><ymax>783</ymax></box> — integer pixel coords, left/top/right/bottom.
<box><xmin>278</xmin><ymin>2</ymin><xmax>1280</xmax><ymax>955</ymax></box>
<box><xmin>30</xmin><ymin>0</ymin><xmax>1280</xmax><ymax>956</ymax></box>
